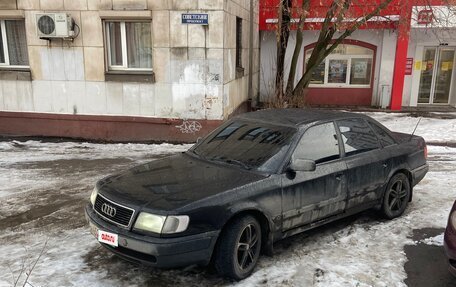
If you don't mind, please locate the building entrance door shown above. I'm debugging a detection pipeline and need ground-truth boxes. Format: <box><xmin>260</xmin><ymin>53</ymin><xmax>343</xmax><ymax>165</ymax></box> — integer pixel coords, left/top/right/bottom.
<box><xmin>418</xmin><ymin>47</ymin><xmax>455</xmax><ymax>104</ymax></box>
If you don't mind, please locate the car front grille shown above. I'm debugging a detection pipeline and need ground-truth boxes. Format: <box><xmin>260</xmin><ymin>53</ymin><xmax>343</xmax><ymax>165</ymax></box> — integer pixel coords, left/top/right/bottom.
<box><xmin>94</xmin><ymin>194</ymin><xmax>135</xmax><ymax>228</ymax></box>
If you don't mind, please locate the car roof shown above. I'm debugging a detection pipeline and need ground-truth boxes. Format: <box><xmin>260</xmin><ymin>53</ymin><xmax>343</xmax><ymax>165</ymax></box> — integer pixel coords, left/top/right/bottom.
<box><xmin>236</xmin><ymin>108</ymin><xmax>366</xmax><ymax>127</ymax></box>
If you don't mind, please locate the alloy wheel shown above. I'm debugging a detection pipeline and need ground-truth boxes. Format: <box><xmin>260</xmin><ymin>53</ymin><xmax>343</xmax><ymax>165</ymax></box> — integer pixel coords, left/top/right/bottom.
<box><xmin>236</xmin><ymin>223</ymin><xmax>260</xmax><ymax>270</ymax></box>
<box><xmin>388</xmin><ymin>179</ymin><xmax>408</xmax><ymax>212</ymax></box>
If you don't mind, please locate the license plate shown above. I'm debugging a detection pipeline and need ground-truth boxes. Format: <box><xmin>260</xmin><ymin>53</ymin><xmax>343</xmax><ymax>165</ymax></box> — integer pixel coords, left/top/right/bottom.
<box><xmin>98</xmin><ymin>230</ymin><xmax>118</xmax><ymax>247</ymax></box>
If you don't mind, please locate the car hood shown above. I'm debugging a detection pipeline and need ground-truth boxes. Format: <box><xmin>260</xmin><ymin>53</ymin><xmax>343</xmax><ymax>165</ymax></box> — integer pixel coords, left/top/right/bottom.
<box><xmin>97</xmin><ymin>153</ymin><xmax>268</xmax><ymax>212</ymax></box>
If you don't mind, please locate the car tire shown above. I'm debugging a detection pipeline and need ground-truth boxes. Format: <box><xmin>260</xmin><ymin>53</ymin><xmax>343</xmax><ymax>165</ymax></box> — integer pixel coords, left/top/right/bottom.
<box><xmin>214</xmin><ymin>215</ymin><xmax>262</xmax><ymax>280</ymax></box>
<box><xmin>381</xmin><ymin>173</ymin><xmax>411</xmax><ymax>219</ymax></box>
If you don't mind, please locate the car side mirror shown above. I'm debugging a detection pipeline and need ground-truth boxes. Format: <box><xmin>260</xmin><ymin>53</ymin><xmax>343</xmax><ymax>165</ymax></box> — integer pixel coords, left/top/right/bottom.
<box><xmin>289</xmin><ymin>158</ymin><xmax>316</xmax><ymax>172</ymax></box>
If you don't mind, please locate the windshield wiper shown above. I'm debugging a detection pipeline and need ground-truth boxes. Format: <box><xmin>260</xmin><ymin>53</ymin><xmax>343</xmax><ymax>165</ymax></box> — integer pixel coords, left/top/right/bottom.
<box><xmin>189</xmin><ymin>149</ymin><xmax>206</xmax><ymax>160</ymax></box>
<box><xmin>222</xmin><ymin>158</ymin><xmax>252</xmax><ymax>170</ymax></box>
<box><xmin>198</xmin><ymin>154</ymin><xmax>252</xmax><ymax>170</ymax></box>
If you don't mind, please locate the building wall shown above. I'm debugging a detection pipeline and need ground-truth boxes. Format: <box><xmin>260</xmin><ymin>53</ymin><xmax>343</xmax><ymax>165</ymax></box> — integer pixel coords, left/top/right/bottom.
<box><xmin>377</xmin><ymin>30</ymin><xmax>398</xmax><ymax>108</ymax></box>
<box><xmin>259</xmin><ymin>29</ymin><xmax>384</xmax><ymax>106</ymax></box>
<box><xmin>0</xmin><ymin>0</ymin><xmax>259</xmax><ymax>141</ymax></box>
<box><xmin>223</xmin><ymin>0</ymin><xmax>260</xmax><ymax>116</ymax></box>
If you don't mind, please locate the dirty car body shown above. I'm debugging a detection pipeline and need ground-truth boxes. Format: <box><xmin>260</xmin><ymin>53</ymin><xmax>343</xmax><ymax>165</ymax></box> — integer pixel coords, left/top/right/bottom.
<box><xmin>85</xmin><ymin>109</ymin><xmax>428</xmax><ymax>279</ymax></box>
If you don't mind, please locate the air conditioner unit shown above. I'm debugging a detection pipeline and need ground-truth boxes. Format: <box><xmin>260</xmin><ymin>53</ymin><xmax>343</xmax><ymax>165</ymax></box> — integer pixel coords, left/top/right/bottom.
<box><xmin>36</xmin><ymin>13</ymin><xmax>75</xmax><ymax>39</ymax></box>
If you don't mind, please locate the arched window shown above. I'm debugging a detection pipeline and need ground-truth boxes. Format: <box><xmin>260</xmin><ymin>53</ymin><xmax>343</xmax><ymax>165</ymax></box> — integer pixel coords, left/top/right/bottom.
<box><xmin>305</xmin><ymin>42</ymin><xmax>375</xmax><ymax>87</ymax></box>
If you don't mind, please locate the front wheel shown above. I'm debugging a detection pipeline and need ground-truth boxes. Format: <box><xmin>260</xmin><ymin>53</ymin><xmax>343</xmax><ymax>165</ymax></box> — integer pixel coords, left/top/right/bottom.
<box><xmin>381</xmin><ymin>173</ymin><xmax>411</xmax><ymax>219</ymax></box>
<box><xmin>213</xmin><ymin>215</ymin><xmax>262</xmax><ymax>280</ymax></box>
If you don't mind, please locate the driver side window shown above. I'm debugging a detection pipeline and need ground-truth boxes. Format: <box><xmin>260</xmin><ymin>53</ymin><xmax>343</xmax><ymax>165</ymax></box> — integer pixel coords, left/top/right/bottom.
<box><xmin>293</xmin><ymin>122</ymin><xmax>340</xmax><ymax>164</ymax></box>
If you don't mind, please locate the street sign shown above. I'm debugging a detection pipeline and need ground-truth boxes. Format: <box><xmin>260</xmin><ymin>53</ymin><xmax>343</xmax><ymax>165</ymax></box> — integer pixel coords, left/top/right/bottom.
<box><xmin>182</xmin><ymin>13</ymin><xmax>209</xmax><ymax>25</ymax></box>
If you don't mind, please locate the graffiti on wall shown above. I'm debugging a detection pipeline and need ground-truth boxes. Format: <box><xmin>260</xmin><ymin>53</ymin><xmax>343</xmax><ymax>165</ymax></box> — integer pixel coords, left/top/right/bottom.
<box><xmin>176</xmin><ymin>120</ymin><xmax>202</xmax><ymax>134</ymax></box>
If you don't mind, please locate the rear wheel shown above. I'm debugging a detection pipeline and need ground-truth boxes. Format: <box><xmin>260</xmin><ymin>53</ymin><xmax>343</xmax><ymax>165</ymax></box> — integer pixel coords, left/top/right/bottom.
<box><xmin>214</xmin><ymin>215</ymin><xmax>262</xmax><ymax>280</ymax></box>
<box><xmin>381</xmin><ymin>173</ymin><xmax>411</xmax><ymax>219</ymax></box>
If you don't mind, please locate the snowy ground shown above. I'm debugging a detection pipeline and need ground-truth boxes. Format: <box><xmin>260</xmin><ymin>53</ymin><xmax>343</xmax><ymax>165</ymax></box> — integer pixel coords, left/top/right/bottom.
<box><xmin>0</xmin><ymin>112</ymin><xmax>455</xmax><ymax>287</ymax></box>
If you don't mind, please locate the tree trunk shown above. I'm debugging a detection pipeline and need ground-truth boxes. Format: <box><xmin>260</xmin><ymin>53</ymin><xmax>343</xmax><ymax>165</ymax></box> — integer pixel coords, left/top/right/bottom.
<box><xmin>275</xmin><ymin>0</ymin><xmax>292</xmax><ymax>101</ymax></box>
<box><xmin>292</xmin><ymin>39</ymin><xmax>331</xmax><ymax>99</ymax></box>
<box><xmin>284</xmin><ymin>29</ymin><xmax>302</xmax><ymax>99</ymax></box>
<box><xmin>285</xmin><ymin>0</ymin><xmax>310</xmax><ymax>99</ymax></box>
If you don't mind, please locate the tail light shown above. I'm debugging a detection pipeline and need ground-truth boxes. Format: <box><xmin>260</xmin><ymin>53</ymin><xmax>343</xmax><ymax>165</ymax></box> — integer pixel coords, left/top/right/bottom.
<box><xmin>424</xmin><ymin>144</ymin><xmax>428</xmax><ymax>159</ymax></box>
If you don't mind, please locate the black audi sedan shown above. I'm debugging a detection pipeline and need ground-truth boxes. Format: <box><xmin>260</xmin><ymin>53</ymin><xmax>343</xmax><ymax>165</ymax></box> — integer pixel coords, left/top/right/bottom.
<box><xmin>85</xmin><ymin>109</ymin><xmax>428</xmax><ymax>280</ymax></box>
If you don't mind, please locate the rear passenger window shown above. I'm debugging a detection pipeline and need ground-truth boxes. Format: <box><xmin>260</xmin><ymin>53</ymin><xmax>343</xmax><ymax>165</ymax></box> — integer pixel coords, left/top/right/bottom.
<box><xmin>368</xmin><ymin>121</ymin><xmax>396</xmax><ymax>147</ymax></box>
<box><xmin>337</xmin><ymin>118</ymin><xmax>381</xmax><ymax>156</ymax></box>
<box><xmin>293</xmin><ymin>122</ymin><xmax>340</xmax><ymax>164</ymax></box>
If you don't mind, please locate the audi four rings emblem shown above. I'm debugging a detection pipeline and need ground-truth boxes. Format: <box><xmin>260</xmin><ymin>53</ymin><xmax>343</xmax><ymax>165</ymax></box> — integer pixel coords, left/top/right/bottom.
<box><xmin>101</xmin><ymin>203</ymin><xmax>116</xmax><ymax>217</ymax></box>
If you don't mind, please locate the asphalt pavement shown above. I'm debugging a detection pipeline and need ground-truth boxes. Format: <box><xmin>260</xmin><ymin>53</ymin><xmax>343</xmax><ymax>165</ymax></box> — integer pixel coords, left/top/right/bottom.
<box><xmin>404</xmin><ymin>228</ymin><xmax>456</xmax><ymax>287</ymax></box>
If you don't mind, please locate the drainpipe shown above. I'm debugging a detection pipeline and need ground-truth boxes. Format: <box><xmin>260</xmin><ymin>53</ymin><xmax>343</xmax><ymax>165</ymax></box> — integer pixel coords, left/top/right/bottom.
<box><xmin>248</xmin><ymin>0</ymin><xmax>254</xmax><ymax>110</ymax></box>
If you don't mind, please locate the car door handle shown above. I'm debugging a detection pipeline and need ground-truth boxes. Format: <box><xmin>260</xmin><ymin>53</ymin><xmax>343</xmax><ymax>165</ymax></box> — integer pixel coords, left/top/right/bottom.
<box><xmin>382</xmin><ymin>163</ymin><xmax>388</xmax><ymax>168</ymax></box>
<box><xmin>335</xmin><ymin>173</ymin><xmax>343</xmax><ymax>181</ymax></box>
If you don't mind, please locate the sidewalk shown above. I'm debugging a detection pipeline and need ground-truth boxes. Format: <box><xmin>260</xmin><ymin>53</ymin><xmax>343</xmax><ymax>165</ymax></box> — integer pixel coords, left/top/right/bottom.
<box><xmin>313</xmin><ymin>105</ymin><xmax>456</xmax><ymax>115</ymax></box>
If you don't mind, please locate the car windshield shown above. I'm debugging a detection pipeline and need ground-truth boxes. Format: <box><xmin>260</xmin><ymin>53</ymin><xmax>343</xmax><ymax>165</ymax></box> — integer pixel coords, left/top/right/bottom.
<box><xmin>191</xmin><ymin>120</ymin><xmax>297</xmax><ymax>173</ymax></box>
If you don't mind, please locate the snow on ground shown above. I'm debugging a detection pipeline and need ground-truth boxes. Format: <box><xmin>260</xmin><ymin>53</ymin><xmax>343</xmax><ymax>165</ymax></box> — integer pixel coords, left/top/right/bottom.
<box><xmin>0</xmin><ymin>111</ymin><xmax>455</xmax><ymax>287</ymax></box>
<box><xmin>0</xmin><ymin>142</ymin><xmax>191</xmax><ymax>215</ymax></box>
<box><xmin>365</xmin><ymin>112</ymin><xmax>456</xmax><ymax>144</ymax></box>
<box><xmin>420</xmin><ymin>234</ymin><xmax>444</xmax><ymax>246</ymax></box>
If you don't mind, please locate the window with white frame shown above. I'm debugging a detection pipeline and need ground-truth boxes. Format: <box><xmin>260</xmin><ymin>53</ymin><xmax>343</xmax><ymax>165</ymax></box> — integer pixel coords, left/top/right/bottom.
<box><xmin>0</xmin><ymin>20</ymin><xmax>29</xmax><ymax>67</ymax></box>
<box><xmin>105</xmin><ymin>21</ymin><xmax>152</xmax><ymax>71</ymax></box>
<box><xmin>305</xmin><ymin>44</ymin><xmax>374</xmax><ymax>87</ymax></box>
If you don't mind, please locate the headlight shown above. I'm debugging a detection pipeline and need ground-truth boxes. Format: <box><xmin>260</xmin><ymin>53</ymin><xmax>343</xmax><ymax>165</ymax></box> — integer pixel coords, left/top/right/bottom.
<box><xmin>90</xmin><ymin>187</ymin><xmax>98</xmax><ymax>206</ymax></box>
<box><xmin>134</xmin><ymin>213</ymin><xmax>166</xmax><ymax>233</ymax></box>
<box><xmin>134</xmin><ymin>212</ymin><xmax>189</xmax><ymax>234</ymax></box>
<box><xmin>451</xmin><ymin>211</ymin><xmax>456</xmax><ymax>230</ymax></box>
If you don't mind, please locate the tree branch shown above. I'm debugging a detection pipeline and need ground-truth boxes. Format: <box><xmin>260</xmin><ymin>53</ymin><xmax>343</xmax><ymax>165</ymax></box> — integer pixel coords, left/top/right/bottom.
<box><xmin>292</xmin><ymin>0</ymin><xmax>396</xmax><ymax>97</ymax></box>
<box><xmin>324</xmin><ymin>0</ymin><xmax>395</xmax><ymax>57</ymax></box>
<box><xmin>22</xmin><ymin>240</ymin><xmax>48</xmax><ymax>287</ymax></box>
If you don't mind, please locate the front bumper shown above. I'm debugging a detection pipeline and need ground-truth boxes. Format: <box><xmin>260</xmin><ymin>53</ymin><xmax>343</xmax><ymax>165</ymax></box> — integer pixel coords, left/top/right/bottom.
<box><xmin>411</xmin><ymin>163</ymin><xmax>429</xmax><ymax>187</ymax></box>
<box><xmin>85</xmin><ymin>204</ymin><xmax>220</xmax><ymax>268</ymax></box>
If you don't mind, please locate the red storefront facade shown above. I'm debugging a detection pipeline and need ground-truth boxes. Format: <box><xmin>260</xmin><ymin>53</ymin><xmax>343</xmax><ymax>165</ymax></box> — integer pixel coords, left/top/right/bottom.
<box><xmin>259</xmin><ymin>0</ymin><xmax>456</xmax><ymax>110</ymax></box>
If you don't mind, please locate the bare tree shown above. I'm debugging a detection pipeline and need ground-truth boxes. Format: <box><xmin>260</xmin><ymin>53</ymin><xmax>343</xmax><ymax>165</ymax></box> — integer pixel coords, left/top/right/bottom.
<box><xmin>275</xmin><ymin>0</ymin><xmax>292</xmax><ymax>101</ymax></box>
<box><xmin>274</xmin><ymin>0</ymin><xmax>402</xmax><ymax>106</ymax></box>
